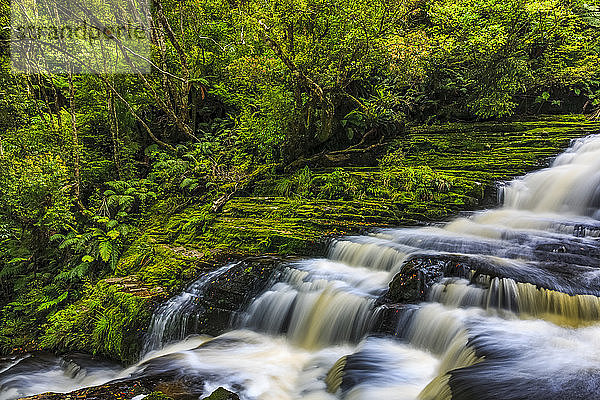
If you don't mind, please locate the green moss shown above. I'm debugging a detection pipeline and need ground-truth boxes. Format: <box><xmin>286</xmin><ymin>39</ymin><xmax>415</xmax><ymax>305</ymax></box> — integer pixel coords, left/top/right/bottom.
<box><xmin>40</xmin><ymin>281</ymin><xmax>153</xmax><ymax>362</ymax></box>
<box><xmin>119</xmin><ymin>118</ymin><xmax>600</xmax><ymax>270</ymax></box>
<box><xmin>144</xmin><ymin>392</ymin><xmax>174</xmax><ymax>400</ymax></box>
<box><xmin>202</xmin><ymin>387</ymin><xmax>240</xmax><ymax>400</ymax></box>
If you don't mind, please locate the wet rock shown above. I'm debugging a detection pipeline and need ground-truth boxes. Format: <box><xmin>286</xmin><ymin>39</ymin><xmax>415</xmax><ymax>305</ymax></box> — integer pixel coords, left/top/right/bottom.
<box><xmin>190</xmin><ymin>256</ymin><xmax>295</xmax><ymax>335</ymax></box>
<box><xmin>202</xmin><ymin>387</ymin><xmax>240</xmax><ymax>400</ymax></box>
<box><xmin>447</xmin><ymin>326</ymin><xmax>600</xmax><ymax>400</ymax></box>
<box><xmin>16</xmin><ymin>374</ymin><xmax>186</xmax><ymax>400</ymax></box>
<box><xmin>153</xmin><ymin>379</ymin><xmax>200</xmax><ymax>400</ymax></box>
<box><xmin>144</xmin><ymin>393</ymin><xmax>174</xmax><ymax>400</ymax></box>
<box><xmin>384</xmin><ymin>250</ymin><xmax>600</xmax><ymax>306</ymax></box>
<box><xmin>371</xmin><ymin>304</ymin><xmax>417</xmax><ymax>335</ymax></box>
<box><xmin>384</xmin><ymin>255</ymin><xmax>471</xmax><ymax>303</ymax></box>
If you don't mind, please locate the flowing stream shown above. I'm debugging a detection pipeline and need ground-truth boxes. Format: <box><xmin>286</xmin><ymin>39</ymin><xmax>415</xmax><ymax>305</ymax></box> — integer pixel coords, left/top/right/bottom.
<box><xmin>3</xmin><ymin>135</ymin><xmax>600</xmax><ymax>399</ymax></box>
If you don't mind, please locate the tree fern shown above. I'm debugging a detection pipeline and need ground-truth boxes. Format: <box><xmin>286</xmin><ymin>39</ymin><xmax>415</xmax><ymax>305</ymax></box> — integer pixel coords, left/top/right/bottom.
<box><xmin>118</xmin><ymin>195</ymin><xmax>135</xmax><ymax>209</ymax></box>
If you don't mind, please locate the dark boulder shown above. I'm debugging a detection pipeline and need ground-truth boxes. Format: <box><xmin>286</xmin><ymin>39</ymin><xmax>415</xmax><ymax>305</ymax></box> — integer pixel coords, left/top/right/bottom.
<box><xmin>384</xmin><ymin>254</ymin><xmax>471</xmax><ymax>304</ymax></box>
<box><xmin>189</xmin><ymin>256</ymin><xmax>295</xmax><ymax>335</ymax></box>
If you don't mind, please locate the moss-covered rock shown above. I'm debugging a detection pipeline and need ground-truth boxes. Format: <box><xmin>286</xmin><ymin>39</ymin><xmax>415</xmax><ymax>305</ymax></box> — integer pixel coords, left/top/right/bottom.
<box><xmin>202</xmin><ymin>387</ymin><xmax>240</xmax><ymax>400</ymax></box>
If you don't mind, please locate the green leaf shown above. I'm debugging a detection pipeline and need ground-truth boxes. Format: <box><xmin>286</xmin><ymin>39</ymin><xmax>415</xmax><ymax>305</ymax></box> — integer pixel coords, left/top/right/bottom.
<box><xmin>99</xmin><ymin>241</ymin><xmax>113</xmax><ymax>263</ymax></box>
<box><xmin>50</xmin><ymin>234</ymin><xmax>66</xmax><ymax>242</ymax></box>
<box><xmin>82</xmin><ymin>255</ymin><xmax>94</xmax><ymax>262</ymax></box>
<box><xmin>36</xmin><ymin>292</ymin><xmax>68</xmax><ymax>312</ymax></box>
<box><xmin>59</xmin><ymin>237</ymin><xmax>79</xmax><ymax>249</ymax></box>
<box><xmin>106</xmin><ymin>230</ymin><xmax>120</xmax><ymax>240</ymax></box>
<box><xmin>181</xmin><ymin>178</ymin><xmax>196</xmax><ymax>189</ymax></box>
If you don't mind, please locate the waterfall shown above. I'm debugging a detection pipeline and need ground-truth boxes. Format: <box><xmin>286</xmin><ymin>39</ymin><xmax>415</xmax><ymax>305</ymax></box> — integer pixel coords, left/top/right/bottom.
<box><xmin>143</xmin><ymin>262</ymin><xmax>238</xmax><ymax>354</ymax></box>
<box><xmin>239</xmin><ymin>258</ymin><xmax>392</xmax><ymax>348</ymax></box>
<box><xmin>0</xmin><ymin>354</ymin><xmax>118</xmax><ymax>400</ymax></box>
<box><xmin>10</xmin><ymin>133</ymin><xmax>600</xmax><ymax>400</ymax></box>
<box><xmin>503</xmin><ymin>135</ymin><xmax>600</xmax><ymax>217</ymax></box>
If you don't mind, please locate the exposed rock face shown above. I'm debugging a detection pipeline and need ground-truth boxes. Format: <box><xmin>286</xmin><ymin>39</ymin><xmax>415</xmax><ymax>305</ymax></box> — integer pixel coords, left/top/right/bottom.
<box><xmin>384</xmin><ymin>245</ymin><xmax>600</xmax><ymax>307</ymax></box>
<box><xmin>384</xmin><ymin>254</ymin><xmax>471</xmax><ymax>303</ymax></box>
<box><xmin>192</xmin><ymin>256</ymin><xmax>288</xmax><ymax>335</ymax></box>
<box><xmin>17</xmin><ymin>378</ymin><xmax>242</xmax><ymax>400</ymax></box>
<box><xmin>152</xmin><ymin>255</ymin><xmax>293</xmax><ymax>341</ymax></box>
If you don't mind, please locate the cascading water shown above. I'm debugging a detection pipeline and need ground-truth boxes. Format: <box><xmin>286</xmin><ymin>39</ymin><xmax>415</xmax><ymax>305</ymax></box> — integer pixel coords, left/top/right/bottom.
<box><xmin>143</xmin><ymin>262</ymin><xmax>238</xmax><ymax>354</ymax></box>
<box><xmin>503</xmin><ymin>135</ymin><xmax>600</xmax><ymax>217</ymax></box>
<box><xmin>0</xmin><ymin>353</ymin><xmax>118</xmax><ymax>400</ymax></box>
<box><xmin>5</xmin><ymin>134</ymin><xmax>600</xmax><ymax>400</ymax></box>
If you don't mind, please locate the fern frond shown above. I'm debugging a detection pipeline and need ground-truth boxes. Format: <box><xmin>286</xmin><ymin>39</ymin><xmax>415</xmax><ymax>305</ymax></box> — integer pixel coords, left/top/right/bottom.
<box><xmin>36</xmin><ymin>292</ymin><xmax>68</xmax><ymax>312</ymax></box>
<box><xmin>0</xmin><ymin>263</ymin><xmax>23</xmax><ymax>278</ymax></box>
<box><xmin>118</xmin><ymin>195</ymin><xmax>135</xmax><ymax>210</ymax></box>
<box><xmin>99</xmin><ymin>241</ymin><xmax>113</xmax><ymax>262</ymax></box>
<box><xmin>59</xmin><ymin>237</ymin><xmax>79</xmax><ymax>249</ymax></box>
<box><xmin>50</xmin><ymin>233</ymin><xmax>66</xmax><ymax>242</ymax></box>
<box><xmin>69</xmin><ymin>263</ymin><xmax>89</xmax><ymax>280</ymax></box>
<box><xmin>109</xmin><ymin>248</ymin><xmax>120</xmax><ymax>271</ymax></box>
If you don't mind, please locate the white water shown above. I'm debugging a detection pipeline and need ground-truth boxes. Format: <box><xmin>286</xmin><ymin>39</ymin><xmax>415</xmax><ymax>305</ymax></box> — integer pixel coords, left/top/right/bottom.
<box><xmin>504</xmin><ymin>135</ymin><xmax>600</xmax><ymax>217</ymax></box>
<box><xmin>0</xmin><ymin>354</ymin><xmax>118</xmax><ymax>400</ymax></box>
<box><xmin>143</xmin><ymin>263</ymin><xmax>238</xmax><ymax>354</ymax></box>
<box><xmin>4</xmin><ymin>134</ymin><xmax>600</xmax><ymax>400</ymax></box>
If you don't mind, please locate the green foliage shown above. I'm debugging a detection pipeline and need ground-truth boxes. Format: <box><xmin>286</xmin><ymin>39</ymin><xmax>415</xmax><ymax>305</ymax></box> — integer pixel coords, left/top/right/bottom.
<box><xmin>40</xmin><ymin>281</ymin><xmax>150</xmax><ymax>362</ymax></box>
<box><xmin>262</xmin><ymin>163</ymin><xmax>451</xmax><ymax>203</ymax></box>
<box><xmin>0</xmin><ymin>153</ymin><xmax>74</xmax><ymax>233</ymax></box>
<box><xmin>0</xmin><ymin>281</ymin><xmax>71</xmax><ymax>353</ymax></box>
<box><xmin>54</xmin><ymin>215</ymin><xmax>129</xmax><ymax>276</ymax></box>
<box><xmin>315</xmin><ymin>169</ymin><xmax>361</xmax><ymax>201</ymax></box>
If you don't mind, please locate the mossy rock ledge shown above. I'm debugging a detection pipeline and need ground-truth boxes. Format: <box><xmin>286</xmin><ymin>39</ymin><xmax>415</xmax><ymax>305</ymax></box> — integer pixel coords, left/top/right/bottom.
<box><xmin>10</xmin><ymin>117</ymin><xmax>600</xmax><ymax>365</ymax></box>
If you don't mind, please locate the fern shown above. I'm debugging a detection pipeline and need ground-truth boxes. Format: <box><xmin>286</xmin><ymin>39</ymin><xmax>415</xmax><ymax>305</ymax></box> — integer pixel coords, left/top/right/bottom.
<box><xmin>55</xmin><ymin>262</ymin><xmax>90</xmax><ymax>282</ymax></box>
<box><xmin>59</xmin><ymin>235</ymin><xmax>79</xmax><ymax>249</ymax></box>
<box><xmin>49</xmin><ymin>233</ymin><xmax>66</xmax><ymax>242</ymax></box>
<box><xmin>0</xmin><ymin>262</ymin><xmax>23</xmax><ymax>278</ymax></box>
<box><xmin>92</xmin><ymin>312</ymin><xmax>111</xmax><ymax>350</ymax></box>
<box><xmin>180</xmin><ymin>177</ymin><xmax>195</xmax><ymax>189</ymax></box>
<box><xmin>36</xmin><ymin>292</ymin><xmax>68</xmax><ymax>312</ymax></box>
<box><xmin>118</xmin><ymin>195</ymin><xmax>135</xmax><ymax>209</ymax></box>
<box><xmin>98</xmin><ymin>241</ymin><xmax>113</xmax><ymax>262</ymax></box>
